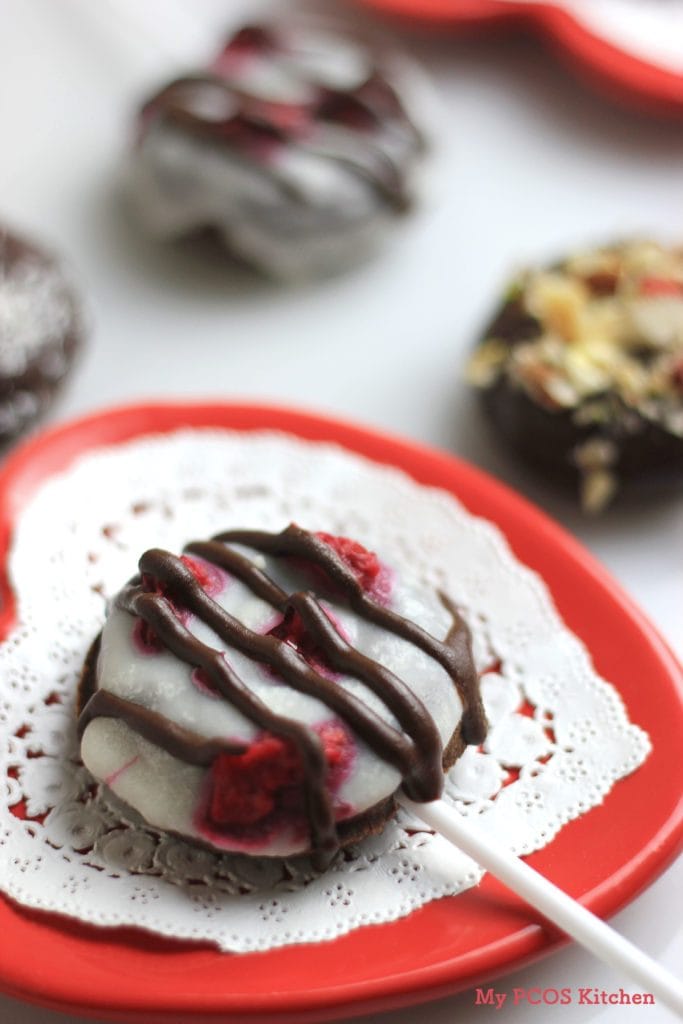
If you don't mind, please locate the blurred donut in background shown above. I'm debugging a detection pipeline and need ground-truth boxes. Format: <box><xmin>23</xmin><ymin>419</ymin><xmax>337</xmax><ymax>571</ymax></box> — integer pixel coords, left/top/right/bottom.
<box><xmin>127</xmin><ymin>20</ymin><xmax>431</xmax><ymax>280</ymax></box>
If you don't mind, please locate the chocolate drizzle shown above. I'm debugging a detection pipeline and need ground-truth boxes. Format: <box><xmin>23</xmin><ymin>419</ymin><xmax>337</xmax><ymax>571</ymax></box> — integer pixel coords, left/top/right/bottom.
<box><xmin>79</xmin><ymin>525</ymin><xmax>486</xmax><ymax>863</ymax></box>
<box><xmin>139</xmin><ymin>23</ymin><xmax>423</xmax><ymax>211</ymax></box>
<box><xmin>80</xmin><ymin>674</ymin><xmax>247</xmax><ymax>766</ymax></box>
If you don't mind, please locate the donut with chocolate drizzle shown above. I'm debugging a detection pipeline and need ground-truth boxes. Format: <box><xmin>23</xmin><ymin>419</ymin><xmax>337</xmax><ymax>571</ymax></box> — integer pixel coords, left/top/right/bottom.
<box><xmin>79</xmin><ymin>526</ymin><xmax>486</xmax><ymax>865</ymax></box>
<box><xmin>128</xmin><ymin>21</ymin><xmax>428</xmax><ymax>280</ymax></box>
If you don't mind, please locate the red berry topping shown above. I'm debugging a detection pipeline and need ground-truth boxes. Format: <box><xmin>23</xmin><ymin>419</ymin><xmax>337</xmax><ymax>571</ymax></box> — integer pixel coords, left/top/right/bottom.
<box><xmin>223</xmin><ymin>25</ymin><xmax>277</xmax><ymax>58</ymax></box>
<box><xmin>208</xmin><ymin>735</ymin><xmax>304</xmax><ymax>827</ymax></box>
<box><xmin>317</xmin><ymin>720</ymin><xmax>353</xmax><ymax>791</ymax></box>
<box><xmin>639</xmin><ymin>277</ymin><xmax>683</xmax><ymax>298</ymax></box>
<box><xmin>132</xmin><ymin>617</ymin><xmax>163</xmax><ymax>655</ymax></box>
<box><xmin>179</xmin><ymin>555</ymin><xmax>224</xmax><ymax>595</ymax></box>
<box><xmin>267</xmin><ymin>608</ymin><xmax>337</xmax><ymax>678</ymax></box>
<box><xmin>212</xmin><ymin>27</ymin><xmax>279</xmax><ymax>80</ymax></box>
<box><xmin>205</xmin><ymin>721</ymin><xmax>354</xmax><ymax>831</ymax></box>
<box><xmin>247</xmin><ymin>99</ymin><xmax>310</xmax><ymax>136</ymax></box>
<box><xmin>315</xmin><ymin>532</ymin><xmax>382</xmax><ymax>593</ymax></box>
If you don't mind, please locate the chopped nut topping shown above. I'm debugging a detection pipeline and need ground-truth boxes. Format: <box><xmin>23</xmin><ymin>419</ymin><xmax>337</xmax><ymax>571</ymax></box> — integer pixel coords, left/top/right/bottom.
<box><xmin>581</xmin><ymin>468</ymin><xmax>619</xmax><ymax>514</ymax></box>
<box><xmin>573</xmin><ymin>437</ymin><xmax>618</xmax><ymax>470</ymax></box>
<box><xmin>526</xmin><ymin>272</ymin><xmax>588</xmax><ymax>342</ymax></box>
<box><xmin>474</xmin><ymin>240</ymin><xmax>683</xmax><ymax>433</ymax></box>
<box><xmin>465</xmin><ymin>338</ymin><xmax>508</xmax><ymax>387</ymax></box>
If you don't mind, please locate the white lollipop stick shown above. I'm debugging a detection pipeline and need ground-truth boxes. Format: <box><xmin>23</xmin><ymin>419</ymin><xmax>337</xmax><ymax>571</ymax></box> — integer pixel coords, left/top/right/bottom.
<box><xmin>399</xmin><ymin>796</ymin><xmax>683</xmax><ymax>1019</ymax></box>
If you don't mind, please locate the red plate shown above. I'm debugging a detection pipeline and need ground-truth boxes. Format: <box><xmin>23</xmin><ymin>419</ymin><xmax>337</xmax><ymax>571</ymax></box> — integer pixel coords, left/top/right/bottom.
<box><xmin>0</xmin><ymin>401</ymin><xmax>681</xmax><ymax>1024</ymax></box>
<box><xmin>359</xmin><ymin>0</ymin><xmax>683</xmax><ymax>117</ymax></box>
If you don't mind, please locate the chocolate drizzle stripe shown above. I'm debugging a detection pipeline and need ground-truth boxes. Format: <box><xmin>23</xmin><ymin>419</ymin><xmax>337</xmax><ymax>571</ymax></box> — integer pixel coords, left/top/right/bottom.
<box><xmin>185</xmin><ymin>540</ymin><xmax>288</xmax><ymax>608</ymax></box>
<box><xmin>440</xmin><ymin>592</ymin><xmax>484</xmax><ymax>745</ymax></box>
<box><xmin>78</xmin><ymin>690</ymin><xmax>246</xmax><ymax>765</ymax></box>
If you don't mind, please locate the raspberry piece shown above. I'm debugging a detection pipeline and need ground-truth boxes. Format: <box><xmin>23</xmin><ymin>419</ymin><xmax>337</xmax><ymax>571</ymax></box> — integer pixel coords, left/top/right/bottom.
<box><xmin>134</xmin><ymin>574</ymin><xmax>181</xmax><ymax>654</ymax></box>
<box><xmin>132</xmin><ymin>617</ymin><xmax>163</xmax><ymax>655</ymax></box>
<box><xmin>212</xmin><ymin>27</ymin><xmax>279</xmax><ymax>80</ymax></box>
<box><xmin>269</xmin><ymin>607</ymin><xmax>307</xmax><ymax>647</ymax></box>
<box><xmin>180</xmin><ymin>555</ymin><xmax>224</xmax><ymax>596</ymax></box>
<box><xmin>639</xmin><ymin>277</ymin><xmax>683</xmax><ymax>298</ymax></box>
<box><xmin>248</xmin><ymin>100</ymin><xmax>309</xmax><ymax>136</ymax></box>
<box><xmin>267</xmin><ymin>608</ymin><xmax>335</xmax><ymax>677</ymax></box>
<box><xmin>223</xmin><ymin>25</ymin><xmax>277</xmax><ymax>57</ymax></box>
<box><xmin>317</xmin><ymin>720</ymin><xmax>354</xmax><ymax>791</ymax></box>
<box><xmin>207</xmin><ymin>735</ymin><xmax>304</xmax><ymax>827</ymax></box>
<box><xmin>315</xmin><ymin>532</ymin><xmax>381</xmax><ymax>593</ymax></box>
<box><xmin>206</xmin><ymin>721</ymin><xmax>355</xmax><ymax>831</ymax></box>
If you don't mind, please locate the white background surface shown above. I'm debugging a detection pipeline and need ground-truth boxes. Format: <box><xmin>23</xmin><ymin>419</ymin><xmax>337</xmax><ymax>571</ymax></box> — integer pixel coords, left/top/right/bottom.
<box><xmin>0</xmin><ymin>0</ymin><xmax>681</xmax><ymax>1021</ymax></box>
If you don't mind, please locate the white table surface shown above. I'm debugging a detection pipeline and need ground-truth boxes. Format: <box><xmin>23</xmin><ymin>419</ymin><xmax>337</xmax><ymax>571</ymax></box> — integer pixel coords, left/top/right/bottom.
<box><xmin>0</xmin><ymin>0</ymin><xmax>681</xmax><ymax>1021</ymax></box>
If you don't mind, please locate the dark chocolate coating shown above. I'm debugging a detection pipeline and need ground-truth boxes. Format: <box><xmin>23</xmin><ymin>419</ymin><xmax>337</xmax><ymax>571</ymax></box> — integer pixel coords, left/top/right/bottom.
<box><xmin>481</xmin><ymin>376</ymin><xmax>683</xmax><ymax>493</ymax></box>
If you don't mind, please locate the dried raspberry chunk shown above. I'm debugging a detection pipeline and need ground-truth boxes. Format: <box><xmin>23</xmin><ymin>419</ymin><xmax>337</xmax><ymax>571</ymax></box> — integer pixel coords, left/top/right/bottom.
<box><xmin>317</xmin><ymin>720</ymin><xmax>353</xmax><ymax>791</ymax></box>
<box><xmin>208</xmin><ymin>735</ymin><xmax>303</xmax><ymax>827</ymax></box>
<box><xmin>315</xmin><ymin>532</ymin><xmax>381</xmax><ymax>593</ymax></box>
<box><xmin>267</xmin><ymin>607</ymin><xmax>337</xmax><ymax>677</ymax></box>
<box><xmin>205</xmin><ymin>721</ymin><xmax>354</xmax><ymax>830</ymax></box>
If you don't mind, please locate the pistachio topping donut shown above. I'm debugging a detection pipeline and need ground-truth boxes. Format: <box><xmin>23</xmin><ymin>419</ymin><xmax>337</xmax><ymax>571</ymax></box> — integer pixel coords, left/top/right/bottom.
<box><xmin>468</xmin><ymin>240</ymin><xmax>683</xmax><ymax>511</ymax></box>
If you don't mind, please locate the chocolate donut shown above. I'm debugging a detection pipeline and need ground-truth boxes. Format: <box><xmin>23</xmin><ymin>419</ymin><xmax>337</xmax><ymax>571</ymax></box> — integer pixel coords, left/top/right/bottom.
<box><xmin>128</xmin><ymin>21</ymin><xmax>428</xmax><ymax>279</ymax></box>
<box><xmin>0</xmin><ymin>227</ymin><xmax>83</xmax><ymax>443</ymax></box>
<box><xmin>78</xmin><ymin>525</ymin><xmax>486</xmax><ymax>866</ymax></box>
<box><xmin>468</xmin><ymin>241</ymin><xmax>683</xmax><ymax>511</ymax></box>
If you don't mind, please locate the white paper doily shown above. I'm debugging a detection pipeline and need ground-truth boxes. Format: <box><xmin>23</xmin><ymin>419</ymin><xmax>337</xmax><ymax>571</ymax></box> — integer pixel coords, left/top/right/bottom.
<box><xmin>0</xmin><ymin>429</ymin><xmax>650</xmax><ymax>952</ymax></box>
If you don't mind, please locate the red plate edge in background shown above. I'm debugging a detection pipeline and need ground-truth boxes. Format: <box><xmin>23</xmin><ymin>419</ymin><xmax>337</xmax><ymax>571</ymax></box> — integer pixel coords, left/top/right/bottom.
<box><xmin>0</xmin><ymin>400</ymin><xmax>681</xmax><ymax>1024</ymax></box>
<box><xmin>358</xmin><ymin>0</ymin><xmax>683</xmax><ymax>117</ymax></box>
